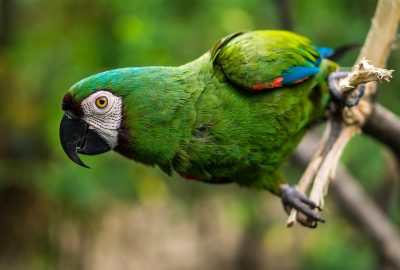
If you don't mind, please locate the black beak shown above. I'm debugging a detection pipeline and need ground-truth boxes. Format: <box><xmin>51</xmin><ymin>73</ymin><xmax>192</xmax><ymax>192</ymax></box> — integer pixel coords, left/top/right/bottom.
<box><xmin>59</xmin><ymin>113</ymin><xmax>111</xmax><ymax>168</ymax></box>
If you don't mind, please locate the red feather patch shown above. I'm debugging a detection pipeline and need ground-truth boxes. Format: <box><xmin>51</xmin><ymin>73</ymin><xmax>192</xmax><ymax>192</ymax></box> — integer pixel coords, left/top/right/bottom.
<box><xmin>252</xmin><ymin>84</ymin><xmax>264</xmax><ymax>90</ymax></box>
<box><xmin>252</xmin><ymin>77</ymin><xmax>284</xmax><ymax>91</ymax></box>
<box><xmin>272</xmin><ymin>77</ymin><xmax>284</xmax><ymax>87</ymax></box>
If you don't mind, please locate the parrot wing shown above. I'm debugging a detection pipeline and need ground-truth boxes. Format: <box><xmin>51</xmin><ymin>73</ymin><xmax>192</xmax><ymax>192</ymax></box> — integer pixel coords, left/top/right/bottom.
<box><xmin>211</xmin><ymin>30</ymin><xmax>333</xmax><ymax>91</ymax></box>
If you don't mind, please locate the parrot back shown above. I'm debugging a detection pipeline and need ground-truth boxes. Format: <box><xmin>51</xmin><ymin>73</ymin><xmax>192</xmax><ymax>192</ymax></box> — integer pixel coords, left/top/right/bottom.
<box><xmin>212</xmin><ymin>30</ymin><xmax>335</xmax><ymax>91</ymax></box>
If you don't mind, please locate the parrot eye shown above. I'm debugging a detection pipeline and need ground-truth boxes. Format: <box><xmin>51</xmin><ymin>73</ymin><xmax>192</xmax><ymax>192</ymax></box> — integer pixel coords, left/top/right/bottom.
<box><xmin>95</xmin><ymin>96</ymin><xmax>108</xmax><ymax>109</ymax></box>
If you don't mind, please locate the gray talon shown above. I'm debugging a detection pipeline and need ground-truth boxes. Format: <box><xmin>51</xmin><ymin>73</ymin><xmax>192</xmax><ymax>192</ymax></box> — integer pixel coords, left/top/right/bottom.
<box><xmin>328</xmin><ymin>71</ymin><xmax>365</xmax><ymax>107</ymax></box>
<box><xmin>280</xmin><ymin>184</ymin><xmax>325</xmax><ymax>228</ymax></box>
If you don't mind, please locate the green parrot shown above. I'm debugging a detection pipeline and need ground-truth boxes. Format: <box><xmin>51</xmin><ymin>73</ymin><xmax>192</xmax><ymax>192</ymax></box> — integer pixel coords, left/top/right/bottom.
<box><xmin>60</xmin><ymin>30</ymin><xmax>349</xmax><ymax>227</ymax></box>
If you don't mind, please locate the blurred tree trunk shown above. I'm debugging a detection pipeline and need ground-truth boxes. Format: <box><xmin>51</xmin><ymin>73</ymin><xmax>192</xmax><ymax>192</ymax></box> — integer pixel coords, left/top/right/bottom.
<box><xmin>0</xmin><ymin>0</ymin><xmax>11</xmax><ymax>49</ymax></box>
<box><xmin>273</xmin><ymin>0</ymin><xmax>293</xmax><ymax>31</ymax></box>
<box><xmin>234</xmin><ymin>226</ymin><xmax>266</xmax><ymax>270</ymax></box>
<box><xmin>0</xmin><ymin>185</ymin><xmax>52</xmax><ymax>268</ymax></box>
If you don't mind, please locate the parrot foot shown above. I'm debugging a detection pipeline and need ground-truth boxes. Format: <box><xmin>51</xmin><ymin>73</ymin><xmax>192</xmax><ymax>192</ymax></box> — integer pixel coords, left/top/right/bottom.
<box><xmin>280</xmin><ymin>184</ymin><xmax>325</xmax><ymax>228</ymax></box>
<box><xmin>328</xmin><ymin>71</ymin><xmax>365</xmax><ymax>107</ymax></box>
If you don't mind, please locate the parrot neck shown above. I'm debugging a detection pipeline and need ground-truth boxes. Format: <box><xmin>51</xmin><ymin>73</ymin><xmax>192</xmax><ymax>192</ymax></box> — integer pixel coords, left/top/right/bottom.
<box><xmin>114</xmin><ymin>53</ymin><xmax>214</xmax><ymax>169</ymax></box>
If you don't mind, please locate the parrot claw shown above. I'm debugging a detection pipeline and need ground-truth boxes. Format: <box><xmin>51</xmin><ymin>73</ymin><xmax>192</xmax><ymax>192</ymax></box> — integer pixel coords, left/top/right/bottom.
<box><xmin>280</xmin><ymin>184</ymin><xmax>325</xmax><ymax>228</ymax></box>
<box><xmin>328</xmin><ymin>71</ymin><xmax>366</xmax><ymax>107</ymax></box>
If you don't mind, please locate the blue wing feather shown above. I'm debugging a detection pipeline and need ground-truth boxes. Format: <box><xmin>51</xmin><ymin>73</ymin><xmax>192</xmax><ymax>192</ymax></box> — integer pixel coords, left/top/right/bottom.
<box><xmin>280</xmin><ymin>46</ymin><xmax>333</xmax><ymax>85</ymax></box>
<box><xmin>281</xmin><ymin>66</ymin><xmax>320</xmax><ymax>84</ymax></box>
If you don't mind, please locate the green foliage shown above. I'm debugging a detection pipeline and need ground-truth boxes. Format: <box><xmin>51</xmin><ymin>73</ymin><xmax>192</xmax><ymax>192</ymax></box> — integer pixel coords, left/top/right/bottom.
<box><xmin>300</xmin><ymin>221</ymin><xmax>377</xmax><ymax>270</ymax></box>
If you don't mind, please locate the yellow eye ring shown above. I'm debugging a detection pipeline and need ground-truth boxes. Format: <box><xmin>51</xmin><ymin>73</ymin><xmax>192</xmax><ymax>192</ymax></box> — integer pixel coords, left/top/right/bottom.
<box><xmin>95</xmin><ymin>96</ymin><xmax>108</xmax><ymax>109</ymax></box>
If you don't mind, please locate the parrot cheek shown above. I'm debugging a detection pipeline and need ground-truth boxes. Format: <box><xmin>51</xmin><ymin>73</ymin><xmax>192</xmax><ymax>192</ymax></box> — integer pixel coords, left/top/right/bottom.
<box><xmin>59</xmin><ymin>113</ymin><xmax>111</xmax><ymax>168</ymax></box>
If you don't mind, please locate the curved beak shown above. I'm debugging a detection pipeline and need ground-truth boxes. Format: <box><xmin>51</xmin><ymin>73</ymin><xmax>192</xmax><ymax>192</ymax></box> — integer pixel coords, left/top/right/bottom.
<box><xmin>59</xmin><ymin>113</ymin><xmax>111</xmax><ymax>168</ymax></box>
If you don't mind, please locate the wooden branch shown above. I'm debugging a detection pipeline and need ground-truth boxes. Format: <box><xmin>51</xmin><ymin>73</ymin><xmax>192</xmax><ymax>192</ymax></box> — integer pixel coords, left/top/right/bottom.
<box><xmin>363</xmin><ymin>104</ymin><xmax>400</xmax><ymax>159</ymax></box>
<box><xmin>293</xmin><ymin>133</ymin><xmax>400</xmax><ymax>268</ymax></box>
<box><xmin>340</xmin><ymin>60</ymin><xmax>393</xmax><ymax>94</ymax></box>
<box><xmin>356</xmin><ymin>0</ymin><xmax>400</xmax><ymax>67</ymax></box>
<box><xmin>287</xmin><ymin>0</ymin><xmax>400</xmax><ymax>227</ymax></box>
<box><xmin>286</xmin><ymin>62</ymin><xmax>393</xmax><ymax>227</ymax></box>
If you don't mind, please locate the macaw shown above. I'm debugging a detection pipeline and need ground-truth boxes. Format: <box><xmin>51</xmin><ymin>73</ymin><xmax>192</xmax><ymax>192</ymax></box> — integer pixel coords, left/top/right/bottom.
<box><xmin>60</xmin><ymin>30</ymin><xmax>355</xmax><ymax>227</ymax></box>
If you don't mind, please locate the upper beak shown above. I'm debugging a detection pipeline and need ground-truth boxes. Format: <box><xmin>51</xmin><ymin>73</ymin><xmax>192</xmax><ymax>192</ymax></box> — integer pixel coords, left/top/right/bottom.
<box><xmin>59</xmin><ymin>113</ymin><xmax>111</xmax><ymax>168</ymax></box>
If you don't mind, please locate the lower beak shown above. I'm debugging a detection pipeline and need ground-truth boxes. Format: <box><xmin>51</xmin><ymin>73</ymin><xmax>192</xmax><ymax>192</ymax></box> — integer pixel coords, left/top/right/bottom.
<box><xmin>59</xmin><ymin>113</ymin><xmax>111</xmax><ymax>168</ymax></box>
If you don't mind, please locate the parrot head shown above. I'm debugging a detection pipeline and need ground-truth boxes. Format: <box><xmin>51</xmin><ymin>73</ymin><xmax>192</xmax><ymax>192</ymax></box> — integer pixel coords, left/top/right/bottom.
<box><xmin>60</xmin><ymin>68</ymin><xmax>135</xmax><ymax>168</ymax></box>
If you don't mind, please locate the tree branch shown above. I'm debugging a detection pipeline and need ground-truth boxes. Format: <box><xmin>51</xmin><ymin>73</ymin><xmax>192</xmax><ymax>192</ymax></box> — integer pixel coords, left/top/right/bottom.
<box><xmin>356</xmin><ymin>0</ymin><xmax>400</xmax><ymax>67</ymax></box>
<box><xmin>293</xmin><ymin>132</ymin><xmax>400</xmax><ymax>268</ymax></box>
<box><xmin>363</xmin><ymin>104</ymin><xmax>400</xmax><ymax>159</ymax></box>
<box><xmin>287</xmin><ymin>0</ymin><xmax>400</xmax><ymax>227</ymax></box>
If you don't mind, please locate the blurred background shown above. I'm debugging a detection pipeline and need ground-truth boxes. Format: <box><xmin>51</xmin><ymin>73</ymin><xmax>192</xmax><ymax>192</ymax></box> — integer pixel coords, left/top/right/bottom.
<box><xmin>0</xmin><ymin>0</ymin><xmax>399</xmax><ymax>269</ymax></box>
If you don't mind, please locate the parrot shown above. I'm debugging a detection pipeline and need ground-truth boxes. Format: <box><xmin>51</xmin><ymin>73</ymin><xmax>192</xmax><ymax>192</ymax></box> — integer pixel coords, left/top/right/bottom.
<box><xmin>59</xmin><ymin>30</ymin><xmax>358</xmax><ymax>228</ymax></box>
